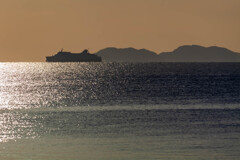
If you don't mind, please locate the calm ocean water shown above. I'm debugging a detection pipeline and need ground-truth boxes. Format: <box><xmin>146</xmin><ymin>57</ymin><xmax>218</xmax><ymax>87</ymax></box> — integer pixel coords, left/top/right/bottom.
<box><xmin>0</xmin><ymin>62</ymin><xmax>239</xmax><ymax>160</ymax></box>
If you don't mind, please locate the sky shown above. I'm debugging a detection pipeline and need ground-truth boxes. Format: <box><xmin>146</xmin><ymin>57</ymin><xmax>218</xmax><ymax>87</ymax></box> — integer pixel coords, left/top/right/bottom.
<box><xmin>0</xmin><ymin>0</ymin><xmax>239</xmax><ymax>62</ymax></box>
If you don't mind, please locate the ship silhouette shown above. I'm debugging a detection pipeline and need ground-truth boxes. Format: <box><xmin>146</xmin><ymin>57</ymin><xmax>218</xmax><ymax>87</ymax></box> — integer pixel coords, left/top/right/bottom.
<box><xmin>46</xmin><ymin>49</ymin><xmax>102</xmax><ymax>62</ymax></box>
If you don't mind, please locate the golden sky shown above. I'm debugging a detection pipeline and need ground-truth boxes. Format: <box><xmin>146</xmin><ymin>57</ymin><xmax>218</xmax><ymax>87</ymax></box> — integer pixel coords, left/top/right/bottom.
<box><xmin>0</xmin><ymin>0</ymin><xmax>239</xmax><ymax>61</ymax></box>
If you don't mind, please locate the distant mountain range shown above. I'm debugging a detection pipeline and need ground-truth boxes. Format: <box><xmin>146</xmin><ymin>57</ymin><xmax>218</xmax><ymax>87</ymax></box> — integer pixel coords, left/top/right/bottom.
<box><xmin>95</xmin><ymin>45</ymin><xmax>240</xmax><ymax>62</ymax></box>
<box><xmin>95</xmin><ymin>47</ymin><xmax>159</xmax><ymax>62</ymax></box>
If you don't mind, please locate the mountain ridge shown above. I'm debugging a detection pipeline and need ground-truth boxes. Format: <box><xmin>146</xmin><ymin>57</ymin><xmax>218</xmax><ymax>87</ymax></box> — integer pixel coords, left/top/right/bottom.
<box><xmin>94</xmin><ymin>45</ymin><xmax>240</xmax><ymax>62</ymax></box>
<box><xmin>159</xmin><ymin>45</ymin><xmax>240</xmax><ymax>62</ymax></box>
<box><xmin>95</xmin><ymin>47</ymin><xmax>159</xmax><ymax>62</ymax></box>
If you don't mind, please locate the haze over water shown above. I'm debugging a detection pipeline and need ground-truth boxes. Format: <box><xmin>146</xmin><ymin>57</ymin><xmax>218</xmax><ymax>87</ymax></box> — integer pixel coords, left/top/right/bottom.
<box><xmin>0</xmin><ymin>62</ymin><xmax>239</xmax><ymax>160</ymax></box>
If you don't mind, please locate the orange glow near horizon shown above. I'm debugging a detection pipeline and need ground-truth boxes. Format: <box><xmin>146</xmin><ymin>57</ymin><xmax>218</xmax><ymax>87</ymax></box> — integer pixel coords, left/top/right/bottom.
<box><xmin>0</xmin><ymin>0</ymin><xmax>240</xmax><ymax>61</ymax></box>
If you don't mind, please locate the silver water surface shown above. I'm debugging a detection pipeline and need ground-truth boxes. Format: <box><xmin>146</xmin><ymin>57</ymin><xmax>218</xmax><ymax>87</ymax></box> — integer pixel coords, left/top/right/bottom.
<box><xmin>0</xmin><ymin>62</ymin><xmax>240</xmax><ymax>160</ymax></box>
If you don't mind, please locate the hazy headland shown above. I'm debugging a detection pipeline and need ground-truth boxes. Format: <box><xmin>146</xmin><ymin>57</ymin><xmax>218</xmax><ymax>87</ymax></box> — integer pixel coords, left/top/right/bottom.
<box><xmin>95</xmin><ymin>45</ymin><xmax>240</xmax><ymax>62</ymax></box>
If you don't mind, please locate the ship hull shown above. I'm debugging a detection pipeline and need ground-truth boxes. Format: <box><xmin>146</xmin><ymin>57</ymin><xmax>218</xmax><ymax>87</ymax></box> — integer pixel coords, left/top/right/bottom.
<box><xmin>46</xmin><ymin>50</ymin><xmax>102</xmax><ymax>62</ymax></box>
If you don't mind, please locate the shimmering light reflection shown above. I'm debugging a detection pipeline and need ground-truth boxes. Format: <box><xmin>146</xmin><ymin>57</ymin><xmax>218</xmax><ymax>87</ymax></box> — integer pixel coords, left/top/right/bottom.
<box><xmin>0</xmin><ymin>63</ymin><xmax>56</xmax><ymax>110</ymax></box>
<box><xmin>0</xmin><ymin>62</ymin><xmax>240</xmax><ymax>110</ymax></box>
<box><xmin>0</xmin><ymin>111</ymin><xmax>36</xmax><ymax>143</ymax></box>
<box><xmin>0</xmin><ymin>63</ymin><xmax>7</xmax><ymax>109</ymax></box>
<box><xmin>0</xmin><ymin>108</ymin><xmax>240</xmax><ymax>160</ymax></box>
<box><xmin>0</xmin><ymin>62</ymin><xmax>239</xmax><ymax>160</ymax></box>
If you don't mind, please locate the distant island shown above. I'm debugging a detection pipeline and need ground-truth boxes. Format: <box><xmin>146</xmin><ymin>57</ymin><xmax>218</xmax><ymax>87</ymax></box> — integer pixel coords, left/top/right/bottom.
<box><xmin>94</xmin><ymin>45</ymin><xmax>240</xmax><ymax>62</ymax></box>
<box><xmin>95</xmin><ymin>47</ymin><xmax>159</xmax><ymax>62</ymax></box>
<box><xmin>158</xmin><ymin>45</ymin><xmax>240</xmax><ymax>62</ymax></box>
<box><xmin>46</xmin><ymin>49</ymin><xmax>102</xmax><ymax>62</ymax></box>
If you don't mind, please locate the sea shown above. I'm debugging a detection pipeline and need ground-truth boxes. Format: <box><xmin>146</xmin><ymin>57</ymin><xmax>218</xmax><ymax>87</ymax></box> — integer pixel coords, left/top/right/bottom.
<box><xmin>0</xmin><ymin>62</ymin><xmax>239</xmax><ymax>160</ymax></box>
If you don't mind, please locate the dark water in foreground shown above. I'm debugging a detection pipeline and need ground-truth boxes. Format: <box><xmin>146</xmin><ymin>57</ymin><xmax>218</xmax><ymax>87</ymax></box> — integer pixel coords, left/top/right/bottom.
<box><xmin>0</xmin><ymin>63</ymin><xmax>239</xmax><ymax>160</ymax></box>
